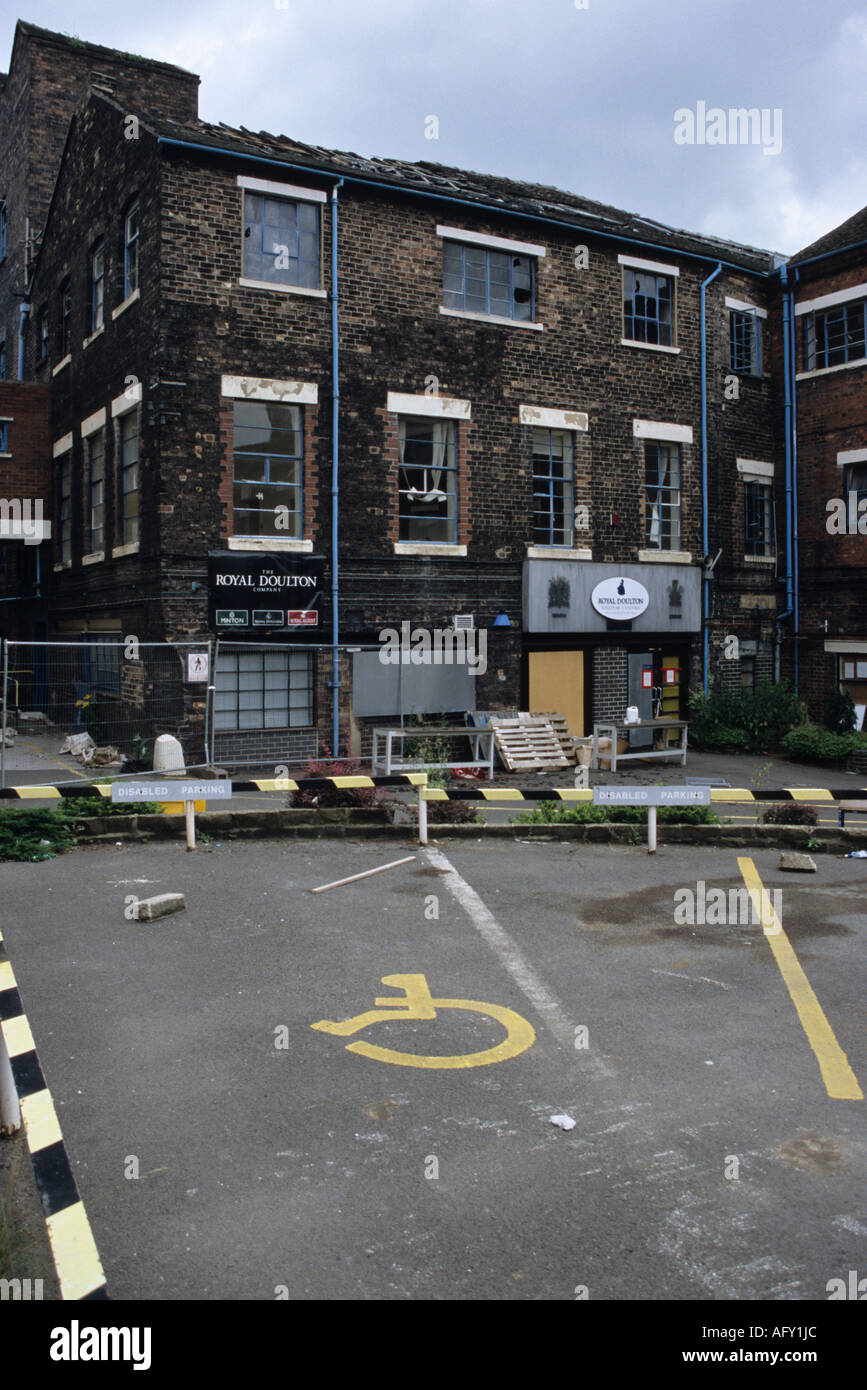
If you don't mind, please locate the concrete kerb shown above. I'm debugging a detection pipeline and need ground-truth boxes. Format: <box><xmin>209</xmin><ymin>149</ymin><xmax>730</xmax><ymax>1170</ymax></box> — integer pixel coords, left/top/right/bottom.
<box><xmin>63</xmin><ymin>807</ymin><xmax>867</xmax><ymax>853</ymax></box>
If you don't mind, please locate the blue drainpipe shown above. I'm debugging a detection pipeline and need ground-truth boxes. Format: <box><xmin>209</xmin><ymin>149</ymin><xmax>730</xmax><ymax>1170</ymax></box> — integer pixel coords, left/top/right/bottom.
<box><xmin>700</xmin><ymin>262</ymin><xmax>723</xmax><ymax>695</ymax></box>
<box><xmin>17</xmin><ymin>300</ymin><xmax>29</xmax><ymax>379</ymax></box>
<box><xmin>777</xmin><ymin>264</ymin><xmax>794</xmax><ymax>681</ymax></box>
<box><xmin>330</xmin><ymin>179</ymin><xmax>344</xmax><ymax>757</ymax></box>
<box><xmin>791</xmin><ymin>266</ymin><xmax>800</xmax><ymax>695</ymax></box>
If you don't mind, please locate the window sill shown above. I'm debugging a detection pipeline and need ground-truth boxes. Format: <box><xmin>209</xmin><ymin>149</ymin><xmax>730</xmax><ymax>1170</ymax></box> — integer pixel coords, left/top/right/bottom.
<box><xmin>82</xmin><ymin>326</ymin><xmax>105</xmax><ymax>350</ymax></box>
<box><xmin>743</xmin><ymin>554</ymin><xmax>775</xmax><ymax>564</ymax></box>
<box><xmin>796</xmin><ymin>356</ymin><xmax>867</xmax><ymax>381</ymax></box>
<box><xmin>82</xmin><ymin>551</ymin><xmax>105</xmax><ymax>565</ymax></box>
<box><xmin>227</xmin><ymin>537</ymin><xmax>312</xmax><ymax>552</ymax></box>
<box><xmin>0</xmin><ymin>452</ymin><xmax>10</xmax><ymax>460</ymax></box>
<box><xmin>439</xmin><ymin>307</ymin><xmax>543</xmax><ymax>331</ymax></box>
<box><xmin>526</xmin><ymin>545</ymin><xmax>593</xmax><ymax>560</ymax></box>
<box><xmin>112</xmin><ymin>542</ymin><xmax>140</xmax><ymax>557</ymax></box>
<box><xmin>638</xmin><ymin>549</ymin><xmax>693</xmax><ymax>564</ymax></box>
<box><xmin>621</xmin><ymin>339</ymin><xmax>680</xmax><ymax>355</ymax></box>
<box><xmin>394</xmin><ymin>542</ymin><xmax>467</xmax><ymax>557</ymax></box>
<box><xmin>51</xmin><ymin>354</ymin><xmax>71</xmax><ymax>377</ymax></box>
<box><xmin>238</xmin><ymin>278</ymin><xmax>327</xmax><ymax>299</ymax></box>
<box><xmin>112</xmin><ymin>288</ymin><xmax>140</xmax><ymax>320</ymax></box>
<box><xmin>53</xmin><ymin>561</ymin><xmax>72</xmax><ymax>571</ymax></box>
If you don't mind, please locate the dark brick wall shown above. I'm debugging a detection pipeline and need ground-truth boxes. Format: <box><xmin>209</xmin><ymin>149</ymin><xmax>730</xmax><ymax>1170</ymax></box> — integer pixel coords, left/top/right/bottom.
<box><xmin>0</xmin><ymin>381</ymin><xmax>51</xmax><ymax>639</ymax></box>
<box><xmin>0</xmin><ymin>21</ymin><xmax>198</xmax><ymax>378</ymax></box>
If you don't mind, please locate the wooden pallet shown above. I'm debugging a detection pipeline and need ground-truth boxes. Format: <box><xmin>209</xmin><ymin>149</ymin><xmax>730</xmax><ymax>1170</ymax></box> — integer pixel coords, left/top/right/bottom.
<box><xmin>490</xmin><ymin>716</ymin><xmax>570</xmax><ymax>772</ymax></box>
<box><xmin>525</xmin><ymin>711</ymin><xmax>578</xmax><ymax>764</ymax></box>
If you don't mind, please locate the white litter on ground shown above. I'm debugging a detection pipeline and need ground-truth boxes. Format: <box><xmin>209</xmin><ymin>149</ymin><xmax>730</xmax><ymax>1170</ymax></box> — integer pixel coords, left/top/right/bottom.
<box><xmin>550</xmin><ymin>1114</ymin><xmax>576</xmax><ymax>1131</ymax></box>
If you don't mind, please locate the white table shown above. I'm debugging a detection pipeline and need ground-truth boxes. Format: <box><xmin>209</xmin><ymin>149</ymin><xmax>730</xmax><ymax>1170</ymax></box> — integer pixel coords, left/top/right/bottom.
<box><xmin>591</xmin><ymin>719</ymin><xmax>688</xmax><ymax>773</ymax></box>
<box><xmin>372</xmin><ymin>726</ymin><xmax>496</xmax><ymax>779</ymax></box>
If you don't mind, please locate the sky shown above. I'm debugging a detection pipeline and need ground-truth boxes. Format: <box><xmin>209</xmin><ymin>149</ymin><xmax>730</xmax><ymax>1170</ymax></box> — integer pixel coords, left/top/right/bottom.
<box><xmin>4</xmin><ymin>0</ymin><xmax>866</xmax><ymax>257</ymax></box>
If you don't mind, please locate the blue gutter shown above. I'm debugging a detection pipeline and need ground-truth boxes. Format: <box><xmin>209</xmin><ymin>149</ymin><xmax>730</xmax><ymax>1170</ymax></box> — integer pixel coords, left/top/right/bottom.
<box><xmin>790</xmin><ymin>267</ymin><xmax>800</xmax><ymax>693</ymax></box>
<box><xmin>330</xmin><ymin>179</ymin><xmax>344</xmax><ymax>757</ymax></box>
<box><xmin>700</xmin><ymin>262</ymin><xmax>723</xmax><ymax>695</ymax></box>
<box><xmin>776</xmin><ymin>263</ymin><xmax>795</xmax><ymax>682</ymax></box>
<box><xmin>155</xmin><ymin>136</ymin><xmax>774</xmax><ymax>279</ymax></box>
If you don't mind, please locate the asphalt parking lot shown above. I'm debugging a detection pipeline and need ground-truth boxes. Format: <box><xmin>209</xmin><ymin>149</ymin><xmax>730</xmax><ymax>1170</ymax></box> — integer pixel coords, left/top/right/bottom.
<box><xmin>1</xmin><ymin>833</ymin><xmax>865</xmax><ymax>1301</ymax></box>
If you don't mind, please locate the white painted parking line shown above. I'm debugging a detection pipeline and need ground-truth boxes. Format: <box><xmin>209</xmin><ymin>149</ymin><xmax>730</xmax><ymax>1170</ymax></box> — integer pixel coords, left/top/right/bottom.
<box><xmin>422</xmin><ymin>845</ymin><xmax>614</xmax><ymax>1078</ymax></box>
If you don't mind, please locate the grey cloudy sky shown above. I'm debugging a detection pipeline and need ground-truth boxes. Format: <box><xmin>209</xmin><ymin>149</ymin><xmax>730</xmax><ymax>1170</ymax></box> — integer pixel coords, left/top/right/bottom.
<box><xmin>6</xmin><ymin>0</ymin><xmax>866</xmax><ymax>256</ymax></box>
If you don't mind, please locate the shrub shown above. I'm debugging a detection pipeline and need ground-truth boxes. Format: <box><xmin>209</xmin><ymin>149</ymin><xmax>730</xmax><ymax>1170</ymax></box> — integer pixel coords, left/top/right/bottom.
<box><xmin>823</xmin><ymin>690</ymin><xmax>857</xmax><ymax>735</ymax></box>
<box><xmin>0</xmin><ymin>809</ymin><xmax>75</xmax><ymax>862</ymax></box>
<box><xmin>781</xmin><ymin>724</ymin><xmax>860</xmax><ymax>764</ymax></box>
<box><xmin>761</xmin><ymin>802</ymin><xmax>819</xmax><ymax>825</ymax></box>
<box><xmin>689</xmin><ymin>678</ymin><xmax>803</xmax><ymax>753</ymax></box>
<box><xmin>512</xmin><ymin>802</ymin><xmax>720</xmax><ymax>826</ymax></box>
<box><xmin>288</xmin><ymin>755</ymin><xmax>377</xmax><ymax>808</ymax></box>
<box><xmin>55</xmin><ymin>795</ymin><xmax>164</xmax><ymax>818</ymax></box>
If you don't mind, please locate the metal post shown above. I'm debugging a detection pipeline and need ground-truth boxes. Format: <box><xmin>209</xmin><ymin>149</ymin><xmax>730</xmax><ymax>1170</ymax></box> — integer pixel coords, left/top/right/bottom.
<box><xmin>1</xmin><ymin>638</ymin><xmax>8</xmax><ymax>790</ymax></box>
<box><xmin>0</xmin><ymin>1025</ymin><xmax>21</xmax><ymax>1135</ymax></box>
<box><xmin>185</xmin><ymin>800</ymin><xmax>196</xmax><ymax>851</ymax></box>
<box><xmin>648</xmin><ymin>805</ymin><xmax>657</xmax><ymax>854</ymax></box>
<box><xmin>418</xmin><ymin>784</ymin><xmax>428</xmax><ymax>846</ymax></box>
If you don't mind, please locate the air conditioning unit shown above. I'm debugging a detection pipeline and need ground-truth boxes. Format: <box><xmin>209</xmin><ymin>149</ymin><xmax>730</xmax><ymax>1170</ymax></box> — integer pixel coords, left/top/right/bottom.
<box><xmin>453</xmin><ymin>614</ymin><xmax>475</xmax><ymax>631</ymax></box>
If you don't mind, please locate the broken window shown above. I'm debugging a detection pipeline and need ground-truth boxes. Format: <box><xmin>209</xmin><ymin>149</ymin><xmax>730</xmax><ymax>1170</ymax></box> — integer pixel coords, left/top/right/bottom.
<box><xmin>442</xmin><ymin>241</ymin><xmax>535</xmax><ymax>321</ymax></box>
<box><xmin>805</xmin><ymin>298</ymin><xmax>867</xmax><ymax>370</ymax></box>
<box><xmin>233</xmin><ymin>400</ymin><xmax>303</xmax><ymax>538</ymax></box>
<box><xmin>730</xmin><ymin>308</ymin><xmax>761</xmax><ymax>375</ymax></box>
<box><xmin>398</xmin><ymin>417</ymin><xmax>458</xmax><ymax>543</ymax></box>
<box><xmin>242</xmin><ymin>192</ymin><xmax>319</xmax><ymax>289</ymax></box>
<box><xmin>624</xmin><ymin>268</ymin><xmax>673</xmax><ymax>346</ymax></box>
<box><xmin>532</xmin><ymin>427</ymin><xmax>574</xmax><ymax>546</ymax></box>
<box><xmin>644</xmin><ymin>442</ymin><xmax>681</xmax><ymax>549</ymax></box>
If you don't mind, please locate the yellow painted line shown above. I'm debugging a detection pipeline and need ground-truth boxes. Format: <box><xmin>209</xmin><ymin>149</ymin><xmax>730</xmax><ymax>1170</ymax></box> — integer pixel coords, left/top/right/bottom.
<box><xmin>18</xmin><ymin>741</ymin><xmax>91</xmax><ymax>779</ymax></box>
<box><xmin>738</xmin><ymin>857</ymin><xmax>863</xmax><ymax>1101</ymax></box>
<box><xmin>785</xmin><ymin>787</ymin><xmax>834</xmax><ymax>801</ymax></box>
<box><xmin>46</xmin><ymin>1201</ymin><xmax>106</xmax><ymax>1301</ymax></box>
<box><xmin>14</xmin><ymin>785</ymin><xmax>62</xmax><ymax>799</ymax></box>
<box><xmin>0</xmin><ymin>959</ymin><xmax>17</xmax><ymax>992</ymax></box>
<box><xmin>21</xmin><ymin>1088</ymin><xmax>63</xmax><ymax>1153</ymax></box>
<box><xmin>2</xmin><ymin>1012</ymin><xmax>35</xmax><ymax>1058</ymax></box>
<box><xmin>312</xmin><ymin>972</ymin><xmax>535</xmax><ymax>1070</ymax></box>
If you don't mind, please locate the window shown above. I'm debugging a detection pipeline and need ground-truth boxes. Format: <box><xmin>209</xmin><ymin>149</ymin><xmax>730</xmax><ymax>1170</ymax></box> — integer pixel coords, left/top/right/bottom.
<box><xmin>90</xmin><ymin>241</ymin><xmax>105</xmax><ymax>333</ymax></box>
<box><xmin>398</xmin><ymin>417</ymin><xmax>458</xmax><ymax>543</ymax></box>
<box><xmin>644</xmin><ymin>443</ymin><xmax>681</xmax><ymax>549</ymax></box>
<box><xmin>532</xmin><ymin>428</ymin><xmax>574</xmax><ymax>546</ymax></box>
<box><xmin>844</xmin><ymin>462</ymin><xmax>867</xmax><ymax>509</ymax></box>
<box><xmin>213</xmin><ymin>648</ymin><xmax>313</xmax><ymax>730</ymax></box>
<box><xmin>233</xmin><ymin>401</ymin><xmax>302</xmax><ymax>538</ymax></box>
<box><xmin>242</xmin><ymin>192</ymin><xmax>319</xmax><ymax>289</ymax></box>
<box><xmin>86</xmin><ymin>638</ymin><xmax>121</xmax><ymax>695</ymax></box>
<box><xmin>0</xmin><ymin>200</ymin><xmax>6</xmax><ymax>261</ymax></box>
<box><xmin>86</xmin><ymin>429</ymin><xmax>105</xmax><ymax>553</ymax></box>
<box><xmin>805</xmin><ymin>297</ymin><xmax>867</xmax><ymax>370</ymax></box>
<box><xmin>0</xmin><ymin>342</ymin><xmax>5</xmax><ymax>380</ymax></box>
<box><xmin>0</xmin><ymin>421</ymin><xmax>8</xmax><ymax>452</ymax></box>
<box><xmin>58</xmin><ymin>455</ymin><xmax>72</xmax><ymax>563</ymax></box>
<box><xmin>37</xmin><ymin>306</ymin><xmax>49</xmax><ymax>362</ymax></box>
<box><xmin>123</xmin><ymin>201</ymin><xmax>139</xmax><ymax>299</ymax></box>
<box><xmin>118</xmin><ymin>408</ymin><xmax>140</xmax><ymax>545</ymax></box>
<box><xmin>623</xmin><ymin>268</ymin><xmax>674</xmax><ymax>346</ymax></box>
<box><xmin>744</xmin><ymin>479</ymin><xmax>772</xmax><ymax>556</ymax></box>
<box><xmin>442</xmin><ymin>241</ymin><xmax>534</xmax><ymax>321</ymax></box>
<box><xmin>740</xmin><ymin>655</ymin><xmax>756</xmax><ymax>691</ymax></box>
<box><xmin>730</xmin><ymin>309</ymin><xmax>762</xmax><ymax>374</ymax></box>
<box><xmin>60</xmin><ymin>281</ymin><xmax>72</xmax><ymax>357</ymax></box>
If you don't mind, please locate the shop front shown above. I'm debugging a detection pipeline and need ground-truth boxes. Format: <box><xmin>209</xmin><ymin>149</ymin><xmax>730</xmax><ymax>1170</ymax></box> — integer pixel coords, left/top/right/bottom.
<box><xmin>522</xmin><ymin>560</ymin><xmax>702</xmax><ymax>737</ymax></box>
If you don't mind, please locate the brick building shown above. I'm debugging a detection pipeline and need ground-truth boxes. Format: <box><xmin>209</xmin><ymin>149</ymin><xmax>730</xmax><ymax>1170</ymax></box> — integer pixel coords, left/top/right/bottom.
<box><xmin>1</xmin><ymin>19</ymin><xmax>863</xmax><ymax>764</ymax></box>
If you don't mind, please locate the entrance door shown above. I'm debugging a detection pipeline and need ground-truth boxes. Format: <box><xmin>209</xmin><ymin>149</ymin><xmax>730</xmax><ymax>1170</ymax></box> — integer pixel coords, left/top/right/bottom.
<box><xmin>528</xmin><ymin>650</ymin><xmax>584</xmax><ymax>735</ymax></box>
<box><xmin>627</xmin><ymin>651</ymin><xmax>654</xmax><ymax>748</ymax></box>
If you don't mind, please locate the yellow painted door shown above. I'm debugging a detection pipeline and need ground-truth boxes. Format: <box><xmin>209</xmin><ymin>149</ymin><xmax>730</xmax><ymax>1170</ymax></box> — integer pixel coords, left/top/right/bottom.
<box><xmin>528</xmin><ymin>650</ymin><xmax>584</xmax><ymax>735</ymax></box>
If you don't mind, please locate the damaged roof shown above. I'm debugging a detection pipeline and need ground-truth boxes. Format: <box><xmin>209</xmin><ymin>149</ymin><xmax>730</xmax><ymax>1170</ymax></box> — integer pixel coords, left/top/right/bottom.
<box><xmin>148</xmin><ymin>112</ymin><xmax>781</xmax><ymax>275</ymax></box>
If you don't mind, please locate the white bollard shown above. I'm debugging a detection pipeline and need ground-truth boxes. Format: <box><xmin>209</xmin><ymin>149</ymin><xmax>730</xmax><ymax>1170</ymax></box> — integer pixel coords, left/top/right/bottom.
<box><xmin>648</xmin><ymin>805</ymin><xmax>657</xmax><ymax>854</ymax></box>
<box><xmin>0</xmin><ymin>1026</ymin><xmax>21</xmax><ymax>1135</ymax></box>
<box><xmin>418</xmin><ymin>786</ymin><xmax>428</xmax><ymax>846</ymax></box>
<box><xmin>153</xmin><ymin>733</ymin><xmax>185</xmax><ymax>772</ymax></box>
<box><xmin>185</xmin><ymin>799</ymin><xmax>196</xmax><ymax>851</ymax></box>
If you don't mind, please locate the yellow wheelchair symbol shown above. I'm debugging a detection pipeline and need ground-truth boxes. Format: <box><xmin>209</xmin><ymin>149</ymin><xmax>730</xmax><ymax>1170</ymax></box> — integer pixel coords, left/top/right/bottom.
<box><xmin>310</xmin><ymin>973</ymin><xmax>536</xmax><ymax>1070</ymax></box>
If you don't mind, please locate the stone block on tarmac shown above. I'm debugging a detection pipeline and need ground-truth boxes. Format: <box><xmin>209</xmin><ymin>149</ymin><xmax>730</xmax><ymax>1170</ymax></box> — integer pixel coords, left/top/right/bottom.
<box><xmin>778</xmin><ymin>852</ymin><xmax>817</xmax><ymax>872</ymax></box>
<box><xmin>134</xmin><ymin>893</ymin><xmax>187</xmax><ymax>921</ymax></box>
